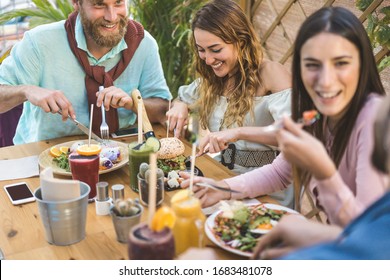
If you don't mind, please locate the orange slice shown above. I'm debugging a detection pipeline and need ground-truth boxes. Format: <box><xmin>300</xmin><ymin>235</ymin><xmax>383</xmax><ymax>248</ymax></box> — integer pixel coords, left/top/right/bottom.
<box><xmin>170</xmin><ymin>189</ymin><xmax>192</xmax><ymax>204</ymax></box>
<box><xmin>49</xmin><ymin>146</ymin><xmax>62</xmax><ymax>157</ymax></box>
<box><xmin>76</xmin><ymin>144</ymin><xmax>101</xmax><ymax>156</ymax></box>
<box><xmin>151</xmin><ymin>206</ymin><xmax>176</xmax><ymax>231</ymax></box>
<box><xmin>59</xmin><ymin>146</ymin><xmax>69</xmax><ymax>154</ymax></box>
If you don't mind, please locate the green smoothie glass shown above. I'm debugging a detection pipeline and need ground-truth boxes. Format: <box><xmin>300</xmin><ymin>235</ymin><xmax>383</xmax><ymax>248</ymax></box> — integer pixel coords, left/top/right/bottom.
<box><xmin>128</xmin><ymin>142</ymin><xmax>154</xmax><ymax>193</ymax></box>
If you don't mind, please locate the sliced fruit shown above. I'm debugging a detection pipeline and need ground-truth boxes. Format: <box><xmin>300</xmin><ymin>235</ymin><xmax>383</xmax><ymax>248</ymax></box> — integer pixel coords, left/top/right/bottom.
<box><xmin>145</xmin><ymin>137</ymin><xmax>161</xmax><ymax>152</ymax></box>
<box><xmin>49</xmin><ymin>146</ymin><xmax>62</xmax><ymax>157</ymax></box>
<box><xmin>76</xmin><ymin>144</ymin><xmax>101</xmax><ymax>156</ymax></box>
<box><xmin>170</xmin><ymin>189</ymin><xmax>192</xmax><ymax>204</ymax></box>
<box><xmin>59</xmin><ymin>146</ymin><xmax>69</xmax><ymax>154</ymax></box>
<box><xmin>150</xmin><ymin>206</ymin><xmax>176</xmax><ymax>231</ymax></box>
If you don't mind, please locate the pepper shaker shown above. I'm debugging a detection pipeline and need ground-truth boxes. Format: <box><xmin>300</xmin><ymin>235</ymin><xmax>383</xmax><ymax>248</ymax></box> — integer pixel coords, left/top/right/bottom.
<box><xmin>111</xmin><ymin>184</ymin><xmax>125</xmax><ymax>202</ymax></box>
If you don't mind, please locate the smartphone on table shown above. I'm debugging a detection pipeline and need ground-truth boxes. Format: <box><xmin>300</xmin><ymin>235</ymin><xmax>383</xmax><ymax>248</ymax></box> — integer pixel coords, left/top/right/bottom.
<box><xmin>111</xmin><ymin>126</ymin><xmax>138</xmax><ymax>138</ymax></box>
<box><xmin>4</xmin><ymin>182</ymin><xmax>36</xmax><ymax>205</ymax></box>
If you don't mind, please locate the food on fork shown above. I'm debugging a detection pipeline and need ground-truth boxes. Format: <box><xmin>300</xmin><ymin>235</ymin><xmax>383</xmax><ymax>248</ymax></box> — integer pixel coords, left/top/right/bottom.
<box><xmin>157</xmin><ymin>137</ymin><xmax>186</xmax><ymax>174</ymax></box>
<box><xmin>302</xmin><ymin>109</ymin><xmax>320</xmax><ymax>125</ymax></box>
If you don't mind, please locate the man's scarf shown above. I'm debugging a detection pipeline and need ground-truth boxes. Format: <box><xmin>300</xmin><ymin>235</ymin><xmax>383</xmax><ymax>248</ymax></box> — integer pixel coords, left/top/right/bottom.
<box><xmin>65</xmin><ymin>11</ymin><xmax>144</xmax><ymax>135</ymax></box>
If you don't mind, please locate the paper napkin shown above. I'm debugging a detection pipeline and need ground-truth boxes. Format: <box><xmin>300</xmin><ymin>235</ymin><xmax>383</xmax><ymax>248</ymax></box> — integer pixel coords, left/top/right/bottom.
<box><xmin>40</xmin><ymin>167</ymin><xmax>80</xmax><ymax>201</ymax></box>
<box><xmin>0</xmin><ymin>155</ymin><xmax>39</xmax><ymax>181</ymax></box>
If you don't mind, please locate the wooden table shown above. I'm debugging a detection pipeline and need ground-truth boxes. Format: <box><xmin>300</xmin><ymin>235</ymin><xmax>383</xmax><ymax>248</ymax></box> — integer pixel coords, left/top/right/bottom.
<box><xmin>0</xmin><ymin>125</ymin><xmax>276</xmax><ymax>260</ymax></box>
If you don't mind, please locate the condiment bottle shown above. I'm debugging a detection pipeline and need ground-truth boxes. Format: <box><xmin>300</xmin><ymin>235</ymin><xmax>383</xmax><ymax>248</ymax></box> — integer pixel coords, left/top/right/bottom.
<box><xmin>95</xmin><ymin>182</ymin><xmax>111</xmax><ymax>215</ymax></box>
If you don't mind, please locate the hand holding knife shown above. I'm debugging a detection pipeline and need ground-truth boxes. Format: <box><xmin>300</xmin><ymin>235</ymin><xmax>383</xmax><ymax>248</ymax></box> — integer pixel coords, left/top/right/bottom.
<box><xmin>57</xmin><ymin>111</ymin><xmax>103</xmax><ymax>142</ymax></box>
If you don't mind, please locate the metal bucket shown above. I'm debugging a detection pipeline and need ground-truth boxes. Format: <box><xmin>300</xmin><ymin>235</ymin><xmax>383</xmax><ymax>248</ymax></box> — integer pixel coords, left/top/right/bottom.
<box><xmin>110</xmin><ymin>204</ymin><xmax>143</xmax><ymax>243</ymax></box>
<box><xmin>34</xmin><ymin>182</ymin><xmax>90</xmax><ymax>246</ymax></box>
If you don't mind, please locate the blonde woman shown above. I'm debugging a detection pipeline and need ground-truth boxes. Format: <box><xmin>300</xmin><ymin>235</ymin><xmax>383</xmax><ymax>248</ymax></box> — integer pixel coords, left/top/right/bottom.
<box><xmin>167</xmin><ymin>0</ymin><xmax>292</xmax><ymax>205</ymax></box>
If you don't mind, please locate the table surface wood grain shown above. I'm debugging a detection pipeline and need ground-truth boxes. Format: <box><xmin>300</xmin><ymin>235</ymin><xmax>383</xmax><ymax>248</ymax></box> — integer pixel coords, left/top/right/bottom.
<box><xmin>0</xmin><ymin>124</ymin><xmax>276</xmax><ymax>260</ymax></box>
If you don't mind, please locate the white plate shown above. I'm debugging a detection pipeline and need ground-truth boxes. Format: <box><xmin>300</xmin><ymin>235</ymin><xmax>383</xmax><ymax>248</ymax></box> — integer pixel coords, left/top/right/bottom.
<box><xmin>38</xmin><ymin>140</ymin><xmax>129</xmax><ymax>176</ymax></box>
<box><xmin>205</xmin><ymin>202</ymin><xmax>299</xmax><ymax>258</ymax></box>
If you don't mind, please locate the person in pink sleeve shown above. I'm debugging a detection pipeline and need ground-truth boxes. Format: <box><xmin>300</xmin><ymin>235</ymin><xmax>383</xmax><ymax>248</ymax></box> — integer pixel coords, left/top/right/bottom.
<box><xmin>181</xmin><ymin>6</ymin><xmax>388</xmax><ymax>227</ymax></box>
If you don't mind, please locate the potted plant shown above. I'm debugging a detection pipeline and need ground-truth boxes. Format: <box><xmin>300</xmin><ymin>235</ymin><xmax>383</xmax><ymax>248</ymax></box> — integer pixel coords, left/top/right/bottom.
<box><xmin>110</xmin><ymin>198</ymin><xmax>143</xmax><ymax>243</ymax></box>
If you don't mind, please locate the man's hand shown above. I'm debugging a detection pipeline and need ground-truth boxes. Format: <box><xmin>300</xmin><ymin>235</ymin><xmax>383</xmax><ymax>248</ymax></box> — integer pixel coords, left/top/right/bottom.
<box><xmin>96</xmin><ymin>86</ymin><xmax>133</xmax><ymax>110</ymax></box>
<box><xmin>25</xmin><ymin>85</ymin><xmax>75</xmax><ymax>120</ymax></box>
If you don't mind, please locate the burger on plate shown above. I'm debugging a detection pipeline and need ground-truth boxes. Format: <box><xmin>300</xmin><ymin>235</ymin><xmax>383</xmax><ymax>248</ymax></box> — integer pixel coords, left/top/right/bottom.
<box><xmin>157</xmin><ymin>137</ymin><xmax>186</xmax><ymax>174</ymax></box>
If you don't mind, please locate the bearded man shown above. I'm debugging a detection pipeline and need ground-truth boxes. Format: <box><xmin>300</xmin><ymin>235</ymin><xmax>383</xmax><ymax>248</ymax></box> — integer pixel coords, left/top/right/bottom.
<box><xmin>0</xmin><ymin>0</ymin><xmax>171</xmax><ymax>144</ymax></box>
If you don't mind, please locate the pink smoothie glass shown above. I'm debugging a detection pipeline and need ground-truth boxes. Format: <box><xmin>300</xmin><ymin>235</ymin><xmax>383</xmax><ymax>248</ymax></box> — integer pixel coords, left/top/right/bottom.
<box><xmin>69</xmin><ymin>154</ymin><xmax>99</xmax><ymax>201</ymax></box>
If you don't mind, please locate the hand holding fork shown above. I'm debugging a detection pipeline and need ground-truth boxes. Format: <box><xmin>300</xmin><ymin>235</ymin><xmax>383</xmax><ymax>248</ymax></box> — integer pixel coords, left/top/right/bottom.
<box><xmin>264</xmin><ymin>110</ymin><xmax>320</xmax><ymax>132</ymax></box>
<box><xmin>99</xmin><ymin>86</ymin><xmax>110</xmax><ymax>141</ymax></box>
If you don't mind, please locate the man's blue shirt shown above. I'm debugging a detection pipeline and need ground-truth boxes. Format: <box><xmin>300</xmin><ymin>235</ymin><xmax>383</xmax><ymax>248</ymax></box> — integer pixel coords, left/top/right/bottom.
<box><xmin>0</xmin><ymin>16</ymin><xmax>171</xmax><ymax>144</ymax></box>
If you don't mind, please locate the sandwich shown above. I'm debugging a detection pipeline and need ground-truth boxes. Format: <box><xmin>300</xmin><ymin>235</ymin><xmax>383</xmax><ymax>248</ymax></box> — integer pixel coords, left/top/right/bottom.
<box><xmin>157</xmin><ymin>137</ymin><xmax>186</xmax><ymax>174</ymax></box>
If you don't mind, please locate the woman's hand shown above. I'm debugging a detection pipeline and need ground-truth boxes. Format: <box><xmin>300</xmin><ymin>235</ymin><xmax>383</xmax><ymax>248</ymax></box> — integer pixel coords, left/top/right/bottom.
<box><xmin>166</xmin><ymin>100</ymin><xmax>189</xmax><ymax>138</ymax></box>
<box><xmin>276</xmin><ymin>116</ymin><xmax>336</xmax><ymax>180</ymax></box>
<box><xmin>251</xmin><ymin>215</ymin><xmax>342</xmax><ymax>260</ymax></box>
<box><xmin>179</xmin><ymin>172</ymin><xmax>231</xmax><ymax>207</ymax></box>
<box><xmin>96</xmin><ymin>86</ymin><xmax>133</xmax><ymax>110</ymax></box>
<box><xmin>198</xmin><ymin>129</ymin><xmax>238</xmax><ymax>155</ymax></box>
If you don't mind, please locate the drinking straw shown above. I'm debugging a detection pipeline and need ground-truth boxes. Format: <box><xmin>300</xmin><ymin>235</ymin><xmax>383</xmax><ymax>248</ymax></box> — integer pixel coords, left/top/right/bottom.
<box><xmin>148</xmin><ymin>153</ymin><xmax>157</xmax><ymax>228</ymax></box>
<box><xmin>137</xmin><ymin>98</ymin><xmax>143</xmax><ymax>144</ymax></box>
<box><xmin>166</xmin><ymin>99</ymin><xmax>171</xmax><ymax>138</ymax></box>
<box><xmin>88</xmin><ymin>104</ymin><xmax>93</xmax><ymax>147</ymax></box>
<box><xmin>189</xmin><ymin>142</ymin><xmax>196</xmax><ymax>192</ymax></box>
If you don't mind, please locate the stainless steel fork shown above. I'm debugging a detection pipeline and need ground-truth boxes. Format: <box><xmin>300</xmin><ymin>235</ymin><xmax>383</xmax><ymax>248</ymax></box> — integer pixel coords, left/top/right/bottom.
<box><xmin>263</xmin><ymin>114</ymin><xmax>319</xmax><ymax>132</ymax></box>
<box><xmin>99</xmin><ymin>86</ymin><xmax>110</xmax><ymax>141</ymax></box>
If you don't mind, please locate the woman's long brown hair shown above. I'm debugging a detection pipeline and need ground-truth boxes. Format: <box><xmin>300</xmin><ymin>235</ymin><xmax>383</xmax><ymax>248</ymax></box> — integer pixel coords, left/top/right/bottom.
<box><xmin>290</xmin><ymin>7</ymin><xmax>385</xmax><ymax>210</ymax></box>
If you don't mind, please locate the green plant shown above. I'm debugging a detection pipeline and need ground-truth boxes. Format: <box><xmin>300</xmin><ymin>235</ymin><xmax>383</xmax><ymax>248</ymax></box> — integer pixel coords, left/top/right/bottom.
<box><xmin>131</xmin><ymin>0</ymin><xmax>207</xmax><ymax>96</ymax></box>
<box><xmin>356</xmin><ymin>0</ymin><xmax>390</xmax><ymax>72</ymax></box>
<box><xmin>0</xmin><ymin>0</ymin><xmax>73</xmax><ymax>28</ymax></box>
<box><xmin>112</xmin><ymin>198</ymin><xmax>141</xmax><ymax>217</ymax></box>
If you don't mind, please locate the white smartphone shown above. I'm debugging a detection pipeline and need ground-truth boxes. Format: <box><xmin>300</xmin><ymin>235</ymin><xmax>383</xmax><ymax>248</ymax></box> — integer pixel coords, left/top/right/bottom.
<box><xmin>4</xmin><ymin>182</ymin><xmax>36</xmax><ymax>205</ymax></box>
<box><xmin>111</xmin><ymin>126</ymin><xmax>138</xmax><ymax>138</ymax></box>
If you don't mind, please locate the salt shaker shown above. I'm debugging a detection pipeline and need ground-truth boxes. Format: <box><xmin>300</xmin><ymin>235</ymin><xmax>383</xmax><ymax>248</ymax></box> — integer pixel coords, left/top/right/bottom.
<box><xmin>95</xmin><ymin>182</ymin><xmax>111</xmax><ymax>215</ymax></box>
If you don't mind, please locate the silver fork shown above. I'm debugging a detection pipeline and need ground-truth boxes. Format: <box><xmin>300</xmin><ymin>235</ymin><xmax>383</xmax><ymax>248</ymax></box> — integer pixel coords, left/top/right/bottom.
<box><xmin>263</xmin><ymin>114</ymin><xmax>319</xmax><ymax>132</ymax></box>
<box><xmin>99</xmin><ymin>86</ymin><xmax>109</xmax><ymax>141</ymax></box>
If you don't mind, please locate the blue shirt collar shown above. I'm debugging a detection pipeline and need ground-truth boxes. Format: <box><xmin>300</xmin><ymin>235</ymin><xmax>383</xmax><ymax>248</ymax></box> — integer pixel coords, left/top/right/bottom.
<box><xmin>74</xmin><ymin>14</ymin><xmax>128</xmax><ymax>64</ymax></box>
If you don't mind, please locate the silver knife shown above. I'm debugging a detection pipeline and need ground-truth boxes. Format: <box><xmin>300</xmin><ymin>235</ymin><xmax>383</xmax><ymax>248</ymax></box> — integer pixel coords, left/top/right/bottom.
<box><xmin>195</xmin><ymin>182</ymin><xmax>242</xmax><ymax>194</ymax></box>
<box><xmin>57</xmin><ymin>111</ymin><xmax>103</xmax><ymax>142</ymax></box>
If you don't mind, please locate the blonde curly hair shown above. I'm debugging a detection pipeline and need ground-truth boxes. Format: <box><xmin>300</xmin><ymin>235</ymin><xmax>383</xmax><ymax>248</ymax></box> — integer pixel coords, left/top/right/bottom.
<box><xmin>190</xmin><ymin>0</ymin><xmax>263</xmax><ymax>130</ymax></box>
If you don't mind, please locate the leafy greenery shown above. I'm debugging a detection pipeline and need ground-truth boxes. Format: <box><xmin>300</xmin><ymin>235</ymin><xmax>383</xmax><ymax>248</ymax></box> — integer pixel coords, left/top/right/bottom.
<box><xmin>356</xmin><ymin>0</ymin><xmax>390</xmax><ymax>72</ymax></box>
<box><xmin>0</xmin><ymin>0</ymin><xmax>73</xmax><ymax>28</ymax></box>
<box><xmin>131</xmin><ymin>0</ymin><xmax>207</xmax><ymax>96</ymax></box>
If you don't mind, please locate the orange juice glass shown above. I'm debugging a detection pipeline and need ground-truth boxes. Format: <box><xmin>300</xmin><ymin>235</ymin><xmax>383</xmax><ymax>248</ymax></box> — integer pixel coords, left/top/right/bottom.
<box><xmin>171</xmin><ymin>195</ymin><xmax>206</xmax><ymax>256</ymax></box>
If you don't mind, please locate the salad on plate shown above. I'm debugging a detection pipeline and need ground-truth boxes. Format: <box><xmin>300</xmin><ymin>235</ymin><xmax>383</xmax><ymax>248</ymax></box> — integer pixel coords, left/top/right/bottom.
<box><xmin>206</xmin><ymin>201</ymin><xmax>297</xmax><ymax>255</ymax></box>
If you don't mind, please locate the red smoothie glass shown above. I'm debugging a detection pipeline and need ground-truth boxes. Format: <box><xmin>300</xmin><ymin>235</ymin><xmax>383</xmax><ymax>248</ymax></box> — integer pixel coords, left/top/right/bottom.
<box><xmin>69</xmin><ymin>154</ymin><xmax>99</xmax><ymax>200</ymax></box>
<box><xmin>128</xmin><ymin>222</ymin><xmax>175</xmax><ymax>260</ymax></box>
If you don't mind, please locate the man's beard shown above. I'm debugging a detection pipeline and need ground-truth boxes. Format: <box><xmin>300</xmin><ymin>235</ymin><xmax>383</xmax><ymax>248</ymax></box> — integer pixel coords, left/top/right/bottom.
<box><xmin>79</xmin><ymin>9</ymin><xmax>128</xmax><ymax>48</ymax></box>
